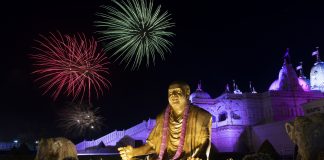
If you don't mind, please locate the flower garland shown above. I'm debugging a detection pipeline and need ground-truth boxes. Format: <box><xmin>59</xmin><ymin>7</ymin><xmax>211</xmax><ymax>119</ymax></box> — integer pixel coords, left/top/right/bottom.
<box><xmin>157</xmin><ymin>104</ymin><xmax>189</xmax><ymax>160</ymax></box>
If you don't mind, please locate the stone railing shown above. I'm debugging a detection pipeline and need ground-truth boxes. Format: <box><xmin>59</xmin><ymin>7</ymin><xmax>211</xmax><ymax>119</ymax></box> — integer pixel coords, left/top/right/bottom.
<box><xmin>95</xmin><ymin>130</ymin><xmax>124</xmax><ymax>145</ymax></box>
<box><xmin>76</xmin><ymin>119</ymin><xmax>156</xmax><ymax>151</ymax></box>
<box><xmin>125</xmin><ymin>121</ymin><xmax>147</xmax><ymax>136</ymax></box>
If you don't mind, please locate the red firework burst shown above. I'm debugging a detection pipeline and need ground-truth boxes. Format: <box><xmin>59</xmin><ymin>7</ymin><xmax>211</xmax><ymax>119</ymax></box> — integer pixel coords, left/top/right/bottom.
<box><xmin>31</xmin><ymin>32</ymin><xmax>111</xmax><ymax>102</ymax></box>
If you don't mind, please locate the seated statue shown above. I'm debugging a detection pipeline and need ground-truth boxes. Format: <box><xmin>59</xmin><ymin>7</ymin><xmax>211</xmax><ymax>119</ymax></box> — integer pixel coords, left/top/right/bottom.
<box><xmin>118</xmin><ymin>81</ymin><xmax>212</xmax><ymax>160</ymax></box>
<box><xmin>285</xmin><ymin>113</ymin><xmax>324</xmax><ymax>160</ymax></box>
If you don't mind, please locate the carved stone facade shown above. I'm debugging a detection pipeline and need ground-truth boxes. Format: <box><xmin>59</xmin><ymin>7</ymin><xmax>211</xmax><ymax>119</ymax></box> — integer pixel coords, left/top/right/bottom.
<box><xmin>76</xmin><ymin>54</ymin><xmax>324</xmax><ymax>157</ymax></box>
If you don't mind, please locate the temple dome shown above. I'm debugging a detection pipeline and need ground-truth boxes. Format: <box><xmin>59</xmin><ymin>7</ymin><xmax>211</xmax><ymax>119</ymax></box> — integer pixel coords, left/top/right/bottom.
<box><xmin>269</xmin><ymin>50</ymin><xmax>304</xmax><ymax>92</ymax></box>
<box><xmin>310</xmin><ymin>61</ymin><xmax>324</xmax><ymax>92</ymax></box>
<box><xmin>190</xmin><ymin>89</ymin><xmax>211</xmax><ymax>100</ymax></box>
<box><xmin>269</xmin><ymin>63</ymin><xmax>311</xmax><ymax>91</ymax></box>
<box><xmin>189</xmin><ymin>81</ymin><xmax>211</xmax><ymax>101</ymax></box>
<box><xmin>298</xmin><ymin>77</ymin><xmax>311</xmax><ymax>91</ymax></box>
<box><xmin>269</xmin><ymin>79</ymin><xmax>279</xmax><ymax>91</ymax></box>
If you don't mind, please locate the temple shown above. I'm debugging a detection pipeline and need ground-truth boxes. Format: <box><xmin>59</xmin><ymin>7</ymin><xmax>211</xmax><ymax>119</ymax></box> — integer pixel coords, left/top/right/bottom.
<box><xmin>76</xmin><ymin>49</ymin><xmax>324</xmax><ymax>157</ymax></box>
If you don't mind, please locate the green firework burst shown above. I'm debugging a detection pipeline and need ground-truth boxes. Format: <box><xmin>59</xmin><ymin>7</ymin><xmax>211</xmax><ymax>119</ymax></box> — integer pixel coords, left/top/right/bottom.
<box><xmin>95</xmin><ymin>0</ymin><xmax>175</xmax><ymax>70</ymax></box>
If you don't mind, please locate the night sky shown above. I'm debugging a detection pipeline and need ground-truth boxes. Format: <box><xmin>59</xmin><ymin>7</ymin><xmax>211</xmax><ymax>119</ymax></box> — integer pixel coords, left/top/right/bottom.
<box><xmin>2</xmin><ymin>0</ymin><xmax>324</xmax><ymax>143</ymax></box>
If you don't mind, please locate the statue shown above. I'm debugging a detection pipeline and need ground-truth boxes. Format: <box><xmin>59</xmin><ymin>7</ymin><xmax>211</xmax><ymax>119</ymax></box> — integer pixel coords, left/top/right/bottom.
<box><xmin>285</xmin><ymin>113</ymin><xmax>324</xmax><ymax>160</ymax></box>
<box><xmin>118</xmin><ymin>81</ymin><xmax>212</xmax><ymax>160</ymax></box>
<box><xmin>35</xmin><ymin>137</ymin><xmax>78</xmax><ymax>160</ymax></box>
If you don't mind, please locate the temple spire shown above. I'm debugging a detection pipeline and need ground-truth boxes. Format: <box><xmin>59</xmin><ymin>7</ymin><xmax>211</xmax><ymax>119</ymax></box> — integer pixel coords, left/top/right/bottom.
<box><xmin>296</xmin><ymin>61</ymin><xmax>306</xmax><ymax>78</ymax></box>
<box><xmin>249</xmin><ymin>81</ymin><xmax>257</xmax><ymax>93</ymax></box>
<box><xmin>312</xmin><ymin>47</ymin><xmax>321</xmax><ymax>63</ymax></box>
<box><xmin>225</xmin><ymin>83</ymin><xmax>230</xmax><ymax>93</ymax></box>
<box><xmin>283</xmin><ymin>48</ymin><xmax>291</xmax><ymax>65</ymax></box>
<box><xmin>232</xmin><ymin>80</ymin><xmax>242</xmax><ymax>94</ymax></box>
<box><xmin>197</xmin><ymin>80</ymin><xmax>202</xmax><ymax>91</ymax></box>
<box><xmin>234</xmin><ymin>84</ymin><xmax>242</xmax><ymax>94</ymax></box>
<box><xmin>252</xmin><ymin>87</ymin><xmax>257</xmax><ymax>93</ymax></box>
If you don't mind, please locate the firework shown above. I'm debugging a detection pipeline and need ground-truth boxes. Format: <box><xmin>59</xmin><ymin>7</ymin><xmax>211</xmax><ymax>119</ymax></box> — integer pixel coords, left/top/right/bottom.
<box><xmin>30</xmin><ymin>32</ymin><xmax>111</xmax><ymax>102</ymax></box>
<box><xmin>58</xmin><ymin>104</ymin><xmax>104</xmax><ymax>136</ymax></box>
<box><xmin>95</xmin><ymin>0</ymin><xmax>175</xmax><ymax>70</ymax></box>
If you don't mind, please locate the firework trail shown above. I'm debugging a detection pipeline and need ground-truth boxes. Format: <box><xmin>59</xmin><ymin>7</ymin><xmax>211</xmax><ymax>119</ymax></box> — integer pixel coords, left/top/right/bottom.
<box><xmin>30</xmin><ymin>32</ymin><xmax>111</xmax><ymax>102</ymax></box>
<box><xmin>95</xmin><ymin>0</ymin><xmax>175</xmax><ymax>70</ymax></box>
<box><xmin>58</xmin><ymin>103</ymin><xmax>104</xmax><ymax>136</ymax></box>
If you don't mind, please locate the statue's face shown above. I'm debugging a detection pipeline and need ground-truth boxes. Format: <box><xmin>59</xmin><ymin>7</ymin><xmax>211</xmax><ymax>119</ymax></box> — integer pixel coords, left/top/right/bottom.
<box><xmin>168</xmin><ymin>87</ymin><xmax>187</xmax><ymax>111</ymax></box>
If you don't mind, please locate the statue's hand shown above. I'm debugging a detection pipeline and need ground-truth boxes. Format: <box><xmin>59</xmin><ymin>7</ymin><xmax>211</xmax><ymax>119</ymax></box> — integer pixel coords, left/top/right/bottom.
<box><xmin>187</xmin><ymin>157</ymin><xmax>202</xmax><ymax>160</ymax></box>
<box><xmin>118</xmin><ymin>145</ymin><xmax>134</xmax><ymax>160</ymax></box>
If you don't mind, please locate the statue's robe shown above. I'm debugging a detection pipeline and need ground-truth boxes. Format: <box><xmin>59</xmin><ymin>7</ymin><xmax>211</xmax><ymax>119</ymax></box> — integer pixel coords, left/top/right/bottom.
<box><xmin>146</xmin><ymin>105</ymin><xmax>212</xmax><ymax>160</ymax></box>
